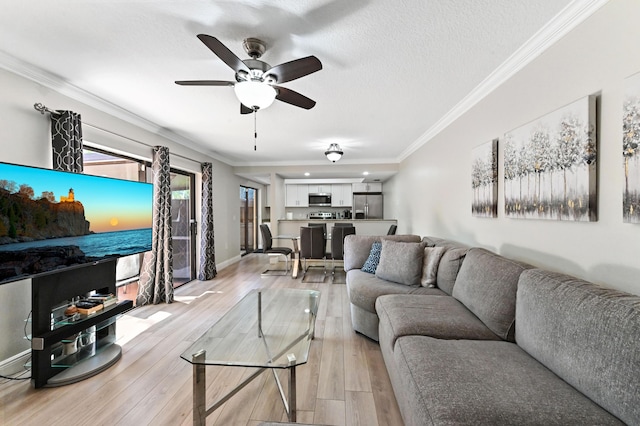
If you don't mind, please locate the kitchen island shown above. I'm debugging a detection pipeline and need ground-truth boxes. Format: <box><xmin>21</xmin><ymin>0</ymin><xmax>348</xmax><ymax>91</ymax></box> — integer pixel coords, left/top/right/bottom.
<box><xmin>276</xmin><ymin>219</ymin><xmax>397</xmax><ymax>248</ymax></box>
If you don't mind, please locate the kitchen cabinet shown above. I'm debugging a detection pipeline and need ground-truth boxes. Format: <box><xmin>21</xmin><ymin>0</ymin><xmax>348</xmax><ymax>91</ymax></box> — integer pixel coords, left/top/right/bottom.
<box><xmin>331</xmin><ymin>184</ymin><xmax>352</xmax><ymax>207</ymax></box>
<box><xmin>308</xmin><ymin>184</ymin><xmax>332</xmax><ymax>194</ymax></box>
<box><xmin>352</xmin><ymin>182</ymin><xmax>382</xmax><ymax>193</ymax></box>
<box><xmin>285</xmin><ymin>184</ymin><xmax>309</xmax><ymax>207</ymax></box>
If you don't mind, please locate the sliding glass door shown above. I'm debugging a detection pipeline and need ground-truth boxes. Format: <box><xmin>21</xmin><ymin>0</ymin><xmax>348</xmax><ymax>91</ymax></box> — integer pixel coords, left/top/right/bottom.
<box><xmin>171</xmin><ymin>171</ymin><xmax>196</xmax><ymax>287</ymax></box>
<box><xmin>83</xmin><ymin>147</ymin><xmax>196</xmax><ymax>288</ymax></box>
<box><xmin>240</xmin><ymin>186</ymin><xmax>256</xmax><ymax>255</ymax></box>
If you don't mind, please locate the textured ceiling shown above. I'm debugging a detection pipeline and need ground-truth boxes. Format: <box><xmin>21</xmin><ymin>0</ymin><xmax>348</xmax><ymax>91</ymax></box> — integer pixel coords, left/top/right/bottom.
<box><xmin>0</xmin><ymin>0</ymin><xmax>578</xmax><ymax>172</ymax></box>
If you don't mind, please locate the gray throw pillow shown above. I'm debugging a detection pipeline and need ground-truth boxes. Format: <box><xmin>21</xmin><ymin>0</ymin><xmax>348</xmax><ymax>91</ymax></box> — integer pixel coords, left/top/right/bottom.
<box><xmin>375</xmin><ymin>239</ymin><xmax>425</xmax><ymax>286</ymax></box>
<box><xmin>421</xmin><ymin>246</ymin><xmax>446</xmax><ymax>287</ymax></box>
<box><xmin>361</xmin><ymin>242</ymin><xmax>382</xmax><ymax>274</ymax></box>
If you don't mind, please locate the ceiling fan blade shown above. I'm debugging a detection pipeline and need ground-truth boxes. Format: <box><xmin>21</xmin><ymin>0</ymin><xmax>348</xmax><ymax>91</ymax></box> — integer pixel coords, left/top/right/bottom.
<box><xmin>240</xmin><ymin>104</ymin><xmax>253</xmax><ymax>114</ymax></box>
<box><xmin>197</xmin><ymin>34</ymin><xmax>250</xmax><ymax>74</ymax></box>
<box><xmin>265</xmin><ymin>56</ymin><xmax>322</xmax><ymax>84</ymax></box>
<box><xmin>175</xmin><ymin>80</ymin><xmax>234</xmax><ymax>86</ymax></box>
<box><xmin>274</xmin><ymin>86</ymin><xmax>316</xmax><ymax>109</ymax></box>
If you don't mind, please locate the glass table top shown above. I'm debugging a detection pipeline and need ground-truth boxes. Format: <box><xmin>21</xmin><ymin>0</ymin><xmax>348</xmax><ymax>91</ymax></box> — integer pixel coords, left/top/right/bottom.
<box><xmin>181</xmin><ymin>288</ymin><xmax>320</xmax><ymax>369</ymax></box>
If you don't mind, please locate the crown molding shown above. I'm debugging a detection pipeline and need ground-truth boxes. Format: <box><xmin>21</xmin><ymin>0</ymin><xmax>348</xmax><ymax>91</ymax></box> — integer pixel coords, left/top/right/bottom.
<box><xmin>397</xmin><ymin>0</ymin><xmax>609</xmax><ymax>162</ymax></box>
<box><xmin>0</xmin><ymin>50</ymin><xmax>233</xmax><ymax>166</ymax></box>
<box><xmin>230</xmin><ymin>157</ymin><xmax>400</xmax><ymax>167</ymax></box>
<box><xmin>0</xmin><ymin>0</ymin><xmax>609</xmax><ymax>169</ymax></box>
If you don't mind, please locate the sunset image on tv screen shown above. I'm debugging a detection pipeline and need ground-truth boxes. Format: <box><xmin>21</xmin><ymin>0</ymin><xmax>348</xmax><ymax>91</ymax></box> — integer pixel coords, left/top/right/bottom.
<box><xmin>0</xmin><ymin>162</ymin><xmax>153</xmax><ymax>281</ymax></box>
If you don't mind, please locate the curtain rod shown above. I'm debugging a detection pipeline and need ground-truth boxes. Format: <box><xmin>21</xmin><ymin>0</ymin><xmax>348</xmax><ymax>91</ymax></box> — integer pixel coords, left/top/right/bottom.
<box><xmin>33</xmin><ymin>102</ymin><xmax>61</xmax><ymax>115</ymax></box>
<box><xmin>33</xmin><ymin>102</ymin><xmax>201</xmax><ymax>165</ymax></box>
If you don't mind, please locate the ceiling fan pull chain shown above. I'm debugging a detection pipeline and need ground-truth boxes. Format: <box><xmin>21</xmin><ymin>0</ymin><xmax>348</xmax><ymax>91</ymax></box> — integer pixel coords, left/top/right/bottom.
<box><xmin>254</xmin><ymin>109</ymin><xmax>257</xmax><ymax>151</ymax></box>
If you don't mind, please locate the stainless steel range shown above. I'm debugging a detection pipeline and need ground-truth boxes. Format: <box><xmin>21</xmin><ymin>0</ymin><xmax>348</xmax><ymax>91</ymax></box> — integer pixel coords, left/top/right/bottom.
<box><xmin>308</xmin><ymin>212</ymin><xmax>334</xmax><ymax>219</ymax></box>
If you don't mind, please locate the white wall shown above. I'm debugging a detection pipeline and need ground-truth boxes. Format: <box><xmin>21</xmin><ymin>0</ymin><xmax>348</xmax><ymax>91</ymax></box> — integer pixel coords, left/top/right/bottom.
<box><xmin>386</xmin><ymin>0</ymin><xmax>640</xmax><ymax>295</ymax></box>
<box><xmin>0</xmin><ymin>66</ymin><xmax>261</xmax><ymax>365</ymax></box>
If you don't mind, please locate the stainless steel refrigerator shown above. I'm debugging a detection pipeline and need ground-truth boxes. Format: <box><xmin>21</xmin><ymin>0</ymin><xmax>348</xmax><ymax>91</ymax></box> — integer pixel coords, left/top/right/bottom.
<box><xmin>353</xmin><ymin>193</ymin><xmax>383</xmax><ymax>219</ymax></box>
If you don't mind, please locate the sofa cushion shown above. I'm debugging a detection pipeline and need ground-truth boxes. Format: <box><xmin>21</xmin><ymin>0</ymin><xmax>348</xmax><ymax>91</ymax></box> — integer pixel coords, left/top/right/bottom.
<box><xmin>434</xmin><ymin>247</ymin><xmax>468</xmax><ymax>295</ymax></box>
<box><xmin>375</xmin><ymin>240</ymin><xmax>424</xmax><ymax>286</ymax></box>
<box><xmin>421</xmin><ymin>246</ymin><xmax>446</xmax><ymax>287</ymax></box>
<box><xmin>391</xmin><ymin>336</ymin><xmax>623</xmax><ymax>426</ymax></box>
<box><xmin>343</xmin><ymin>234</ymin><xmax>421</xmax><ymax>271</ymax></box>
<box><xmin>452</xmin><ymin>248</ymin><xmax>532</xmax><ymax>341</ymax></box>
<box><xmin>361</xmin><ymin>242</ymin><xmax>382</xmax><ymax>273</ymax></box>
<box><xmin>516</xmin><ymin>269</ymin><xmax>640</xmax><ymax>425</ymax></box>
<box><xmin>376</xmin><ymin>294</ymin><xmax>500</xmax><ymax>349</ymax></box>
<box><xmin>347</xmin><ymin>269</ymin><xmax>444</xmax><ymax>313</ymax></box>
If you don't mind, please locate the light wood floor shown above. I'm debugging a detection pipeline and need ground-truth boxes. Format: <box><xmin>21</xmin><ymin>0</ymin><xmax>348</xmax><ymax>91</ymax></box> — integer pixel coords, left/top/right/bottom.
<box><xmin>0</xmin><ymin>254</ymin><xmax>404</xmax><ymax>426</ymax></box>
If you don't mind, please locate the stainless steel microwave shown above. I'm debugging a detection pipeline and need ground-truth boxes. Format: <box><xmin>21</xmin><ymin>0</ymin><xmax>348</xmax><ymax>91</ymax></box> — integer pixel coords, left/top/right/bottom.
<box><xmin>309</xmin><ymin>193</ymin><xmax>332</xmax><ymax>206</ymax></box>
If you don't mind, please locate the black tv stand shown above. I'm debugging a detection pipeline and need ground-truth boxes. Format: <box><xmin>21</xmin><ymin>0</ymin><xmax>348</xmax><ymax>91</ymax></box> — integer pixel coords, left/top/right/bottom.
<box><xmin>30</xmin><ymin>259</ymin><xmax>133</xmax><ymax>388</ymax></box>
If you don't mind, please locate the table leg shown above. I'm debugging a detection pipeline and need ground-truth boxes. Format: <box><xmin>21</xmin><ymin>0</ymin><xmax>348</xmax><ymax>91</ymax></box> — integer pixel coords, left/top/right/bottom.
<box><xmin>193</xmin><ymin>350</ymin><xmax>206</xmax><ymax>426</ymax></box>
<box><xmin>291</xmin><ymin>238</ymin><xmax>300</xmax><ymax>279</ymax></box>
<box><xmin>288</xmin><ymin>364</ymin><xmax>297</xmax><ymax>422</ymax></box>
<box><xmin>291</xmin><ymin>252</ymin><xmax>300</xmax><ymax>279</ymax></box>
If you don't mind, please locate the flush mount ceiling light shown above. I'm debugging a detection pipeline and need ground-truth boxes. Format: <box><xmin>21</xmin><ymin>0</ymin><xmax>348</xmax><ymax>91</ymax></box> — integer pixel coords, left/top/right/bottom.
<box><xmin>325</xmin><ymin>143</ymin><xmax>343</xmax><ymax>163</ymax></box>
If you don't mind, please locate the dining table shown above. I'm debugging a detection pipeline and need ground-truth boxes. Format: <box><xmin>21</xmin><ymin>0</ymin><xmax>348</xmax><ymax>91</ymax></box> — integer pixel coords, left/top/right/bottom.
<box><xmin>274</xmin><ymin>233</ymin><xmax>331</xmax><ymax>279</ymax></box>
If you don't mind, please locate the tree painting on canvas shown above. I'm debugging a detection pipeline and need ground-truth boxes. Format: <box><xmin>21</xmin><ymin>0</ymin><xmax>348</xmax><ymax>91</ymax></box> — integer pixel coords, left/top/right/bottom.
<box><xmin>504</xmin><ymin>96</ymin><xmax>597</xmax><ymax>221</ymax></box>
<box><xmin>623</xmin><ymin>72</ymin><xmax>640</xmax><ymax>223</ymax></box>
<box><xmin>472</xmin><ymin>139</ymin><xmax>498</xmax><ymax>218</ymax></box>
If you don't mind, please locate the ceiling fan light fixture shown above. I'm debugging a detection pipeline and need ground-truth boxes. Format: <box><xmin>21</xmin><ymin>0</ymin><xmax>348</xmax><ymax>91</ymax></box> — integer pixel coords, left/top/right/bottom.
<box><xmin>234</xmin><ymin>80</ymin><xmax>276</xmax><ymax>110</ymax></box>
<box><xmin>325</xmin><ymin>143</ymin><xmax>343</xmax><ymax>163</ymax></box>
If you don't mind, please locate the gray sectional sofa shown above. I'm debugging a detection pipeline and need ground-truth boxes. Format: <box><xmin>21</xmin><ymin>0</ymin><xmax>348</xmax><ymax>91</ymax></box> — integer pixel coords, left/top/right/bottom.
<box><xmin>344</xmin><ymin>235</ymin><xmax>640</xmax><ymax>425</ymax></box>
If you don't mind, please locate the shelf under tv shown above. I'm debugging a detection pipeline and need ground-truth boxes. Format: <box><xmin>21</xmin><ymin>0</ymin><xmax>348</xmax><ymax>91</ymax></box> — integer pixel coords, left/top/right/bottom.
<box><xmin>46</xmin><ymin>344</ymin><xmax>122</xmax><ymax>387</ymax></box>
<box><xmin>30</xmin><ymin>258</ymin><xmax>132</xmax><ymax>388</ymax></box>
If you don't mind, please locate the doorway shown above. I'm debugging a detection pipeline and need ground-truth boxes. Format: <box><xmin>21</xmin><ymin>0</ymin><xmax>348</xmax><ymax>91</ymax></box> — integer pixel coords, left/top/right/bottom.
<box><xmin>171</xmin><ymin>171</ymin><xmax>196</xmax><ymax>287</ymax></box>
<box><xmin>240</xmin><ymin>186</ymin><xmax>257</xmax><ymax>255</ymax></box>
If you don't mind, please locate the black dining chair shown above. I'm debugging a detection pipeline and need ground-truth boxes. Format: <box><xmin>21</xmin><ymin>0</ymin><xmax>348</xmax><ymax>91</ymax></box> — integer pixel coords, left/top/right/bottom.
<box><xmin>330</xmin><ymin>225</ymin><xmax>356</xmax><ymax>283</ymax></box>
<box><xmin>387</xmin><ymin>224</ymin><xmax>397</xmax><ymax>235</ymax></box>
<box><xmin>299</xmin><ymin>226</ymin><xmax>327</xmax><ymax>282</ymax></box>
<box><xmin>307</xmin><ymin>222</ymin><xmax>327</xmax><ymax>237</ymax></box>
<box><xmin>333</xmin><ymin>223</ymin><xmax>354</xmax><ymax>227</ymax></box>
<box><xmin>259</xmin><ymin>224</ymin><xmax>293</xmax><ymax>276</ymax></box>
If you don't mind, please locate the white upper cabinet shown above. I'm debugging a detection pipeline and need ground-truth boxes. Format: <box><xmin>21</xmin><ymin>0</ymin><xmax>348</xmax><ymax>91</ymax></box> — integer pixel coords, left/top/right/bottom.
<box><xmin>352</xmin><ymin>182</ymin><xmax>382</xmax><ymax>193</ymax></box>
<box><xmin>331</xmin><ymin>184</ymin><xmax>353</xmax><ymax>207</ymax></box>
<box><xmin>285</xmin><ymin>184</ymin><xmax>309</xmax><ymax>207</ymax></box>
<box><xmin>308</xmin><ymin>184</ymin><xmax>332</xmax><ymax>194</ymax></box>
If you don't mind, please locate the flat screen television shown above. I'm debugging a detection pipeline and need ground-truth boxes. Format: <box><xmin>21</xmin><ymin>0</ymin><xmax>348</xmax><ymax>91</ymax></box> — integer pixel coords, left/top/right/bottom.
<box><xmin>0</xmin><ymin>161</ymin><xmax>153</xmax><ymax>285</ymax></box>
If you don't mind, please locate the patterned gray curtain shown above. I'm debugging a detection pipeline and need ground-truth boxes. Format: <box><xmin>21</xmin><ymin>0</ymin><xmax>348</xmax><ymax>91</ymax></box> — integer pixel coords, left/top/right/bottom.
<box><xmin>137</xmin><ymin>146</ymin><xmax>174</xmax><ymax>305</ymax></box>
<box><xmin>51</xmin><ymin>111</ymin><xmax>83</xmax><ymax>172</ymax></box>
<box><xmin>198</xmin><ymin>162</ymin><xmax>217</xmax><ymax>280</ymax></box>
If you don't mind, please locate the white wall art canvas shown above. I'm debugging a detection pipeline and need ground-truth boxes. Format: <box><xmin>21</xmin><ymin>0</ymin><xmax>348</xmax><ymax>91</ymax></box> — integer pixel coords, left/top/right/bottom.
<box><xmin>503</xmin><ymin>95</ymin><xmax>597</xmax><ymax>221</ymax></box>
<box><xmin>472</xmin><ymin>139</ymin><xmax>498</xmax><ymax>218</ymax></box>
<box><xmin>623</xmin><ymin>71</ymin><xmax>640</xmax><ymax>223</ymax></box>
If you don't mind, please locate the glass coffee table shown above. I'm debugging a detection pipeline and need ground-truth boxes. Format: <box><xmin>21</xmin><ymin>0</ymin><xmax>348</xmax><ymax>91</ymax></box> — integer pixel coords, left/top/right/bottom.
<box><xmin>181</xmin><ymin>288</ymin><xmax>320</xmax><ymax>425</ymax></box>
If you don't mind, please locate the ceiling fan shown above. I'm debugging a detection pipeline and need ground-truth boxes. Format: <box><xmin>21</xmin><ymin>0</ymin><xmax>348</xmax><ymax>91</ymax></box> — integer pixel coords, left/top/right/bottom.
<box><xmin>176</xmin><ymin>34</ymin><xmax>322</xmax><ymax>114</ymax></box>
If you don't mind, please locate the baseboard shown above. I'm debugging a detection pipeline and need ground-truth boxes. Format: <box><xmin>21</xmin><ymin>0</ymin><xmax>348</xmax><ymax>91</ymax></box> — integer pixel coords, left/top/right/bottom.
<box><xmin>0</xmin><ymin>349</ymin><xmax>31</xmax><ymax>377</ymax></box>
<box><xmin>216</xmin><ymin>255</ymin><xmax>242</xmax><ymax>271</ymax></box>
